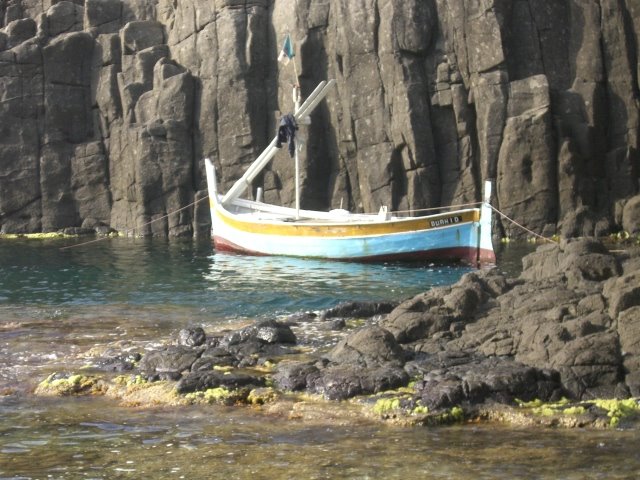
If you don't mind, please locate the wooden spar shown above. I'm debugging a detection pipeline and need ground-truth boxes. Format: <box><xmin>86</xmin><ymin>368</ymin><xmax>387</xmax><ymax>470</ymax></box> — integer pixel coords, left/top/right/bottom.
<box><xmin>221</xmin><ymin>80</ymin><xmax>335</xmax><ymax>205</ymax></box>
<box><xmin>221</xmin><ymin>139</ymin><xmax>277</xmax><ymax>204</ymax></box>
<box><xmin>295</xmin><ymin>79</ymin><xmax>335</xmax><ymax>120</ymax></box>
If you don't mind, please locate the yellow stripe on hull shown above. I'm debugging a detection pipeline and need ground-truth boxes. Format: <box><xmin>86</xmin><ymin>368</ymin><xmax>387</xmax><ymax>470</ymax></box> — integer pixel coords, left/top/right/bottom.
<box><xmin>213</xmin><ymin>204</ymin><xmax>480</xmax><ymax>238</ymax></box>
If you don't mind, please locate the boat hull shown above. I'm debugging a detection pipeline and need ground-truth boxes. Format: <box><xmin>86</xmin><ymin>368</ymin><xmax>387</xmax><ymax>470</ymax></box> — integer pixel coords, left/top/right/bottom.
<box><xmin>213</xmin><ymin>234</ymin><xmax>495</xmax><ymax>264</ymax></box>
<box><xmin>210</xmin><ymin>204</ymin><xmax>495</xmax><ymax>266</ymax></box>
<box><xmin>204</xmin><ymin>158</ymin><xmax>496</xmax><ymax>266</ymax></box>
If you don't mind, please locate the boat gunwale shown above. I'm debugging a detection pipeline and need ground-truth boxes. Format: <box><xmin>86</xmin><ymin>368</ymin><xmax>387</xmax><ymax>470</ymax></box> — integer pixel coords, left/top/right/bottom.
<box><xmin>212</xmin><ymin>196</ymin><xmax>482</xmax><ymax>237</ymax></box>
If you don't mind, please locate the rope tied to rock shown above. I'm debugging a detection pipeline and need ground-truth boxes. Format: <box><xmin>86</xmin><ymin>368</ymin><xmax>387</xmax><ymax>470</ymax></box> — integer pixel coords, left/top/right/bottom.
<box><xmin>59</xmin><ymin>195</ymin><xmax>210</xmax><ymax>251</ymax></box>
<box><xmin>60</xmin><ymin>192</ymin><xmax>557</xmax><ymax>251</ymax></box>
<box><xmin>488</xmin><ymin>204</ymin><xmax>558</xmax><ymax>244</ymax></box>
<box><xmin>392</xmin><ymin>201</ymin><xmax>557</xmax><ymax>244</ymax></box>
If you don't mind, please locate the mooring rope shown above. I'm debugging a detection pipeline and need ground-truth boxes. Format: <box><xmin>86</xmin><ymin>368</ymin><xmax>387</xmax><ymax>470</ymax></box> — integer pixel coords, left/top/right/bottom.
<box><xmin>60</xmin><ymin>193</ymin><xmax>557</xmax><ymax>251</ymax></box>
<box><xmin>392</xmin><ymin>201</ymin><xmax>557</xmax><ymax>244</ymax></box>
<box><xmin>59</xmin><ymin>195</ymin><xmax>210</xmax><ymax>251</ymax></box>
<box><xmin>488</xmin><ymin>204</ymin><xmax>558</xmax><ymax>244</ymax></box>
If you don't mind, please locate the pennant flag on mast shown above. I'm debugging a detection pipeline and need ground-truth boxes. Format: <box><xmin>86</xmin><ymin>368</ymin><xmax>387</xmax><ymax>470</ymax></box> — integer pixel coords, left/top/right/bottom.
<box><xmin>278</xmin><ymin>34</ymin><xmax>294</xmax><ymax>65</ymax></box>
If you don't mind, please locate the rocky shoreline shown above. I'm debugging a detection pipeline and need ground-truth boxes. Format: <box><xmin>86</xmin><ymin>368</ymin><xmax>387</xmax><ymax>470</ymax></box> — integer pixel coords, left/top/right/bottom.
<box><xmin>36</xmin><ymin>237</ymin><xmax>640</xmax><ymax>428</ymax></box>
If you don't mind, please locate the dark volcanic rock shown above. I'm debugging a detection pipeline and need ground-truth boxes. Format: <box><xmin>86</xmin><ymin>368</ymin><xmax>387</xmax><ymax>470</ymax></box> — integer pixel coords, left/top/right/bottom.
<box><xmin>272</xmin><ymin>358</ymin><xmax>410</xmax><ymax>401</ymax></box>
<box><xmin>269</xmin><ymin>240</ymin><xmax>640</xmax><ymax>406</ymax></box>
<box><xmin>382</xmin><ymin>269</ymin><xmax>512</xmax><ymax>343</ymax></box>
<box><xmin>320</xmin><ymin>301</ymin><xmax>398</xmax><ymax>320</ymax></box>
<box><xmin>176</xmin><ymin>370</ymin><xmax>266</xmax><ymax>394</ymax></box>
<box><xmin>272</xmin><ymin>326</ymin><xmax>410</xmax><ymax>400</ymax></box>
<box><xmin>618</xmin><ymin>306</ymin><xmax>640</xmax><ymax>396</ymax></box>
<box><xmin>622</xmin><ymin>196</ymin><xmax>640</xmax><ymax>235</ymax></box>
<box><xmin>549</xmin><ymin>332</ymin><xmax>623</xmax><ymax>399</ymax></box>
<box><xmin>93</xmin><ymin>352</ymin><xmax>142</xmax><ymax>373</ymax></box>
<box><xmin>414</xmin><ymin>356</ymin><xmax>564</xmax><ymax>409</ymax></box>
<box><xmin>138</xmin><ymin>320</ymin><xmax>299</xmax><ymax>384</ymax></box>
<box><xmin>221</xmin><ymin>319</ymin><xmax>296</xmax><ymax>346</ymax></box>
<box><xmin>5</xmin><ymin>18</ymin><xmax>36</xmax><ymax>45</ymax></box>
<box><xmin>327</xmin><ymin>326</ymin><xmax>405</xmax><ymax>368</ymax></box>
<box><xmin>177</xmin><ymin>327</ymin><xmax>206</xmax><ymax>347</ymax></box>
<box><xmin>272</xmin><ymin>361</ymin><xmax>321</xmax><ymax>392</ymax></box>
<box><xmin>521</xmin><ymin>238</ymin><xmax>622</xmax><ymax>291</ymax></box>
<box><xmin>139</xmin><ymin>346</ymin><xmax>202</xmax><ymax>380</ymax></box>
<box><xmin>190</xmin><ymin>346</ymin><xmax>239</xmax><ymax>371</ymax></box>
<box><xmin>603</xmin><ymin>271</ymin><xmax>640</xmax><ymax>318</ymax></box>
<box><xmin>307</xmin><ymin>364</ymin><xmax>409</xmax><ymax>401</ymax></box>
<box><xmin>384</xmin><ymin>311</ymin><xmax>454</xmax><ymax>344</ymax></box>
<box><xmin>89</xmin><ymin>239</ymin><xmax>640</xmax><ymax>415</ymax></box>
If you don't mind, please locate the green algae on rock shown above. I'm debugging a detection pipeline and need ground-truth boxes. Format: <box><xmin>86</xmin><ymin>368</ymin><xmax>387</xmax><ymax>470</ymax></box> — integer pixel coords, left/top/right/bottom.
<box><xmin>247</xmin><ymin>387</ymin><xmax>280</xmax><ymax>405</ymax></box>
<box><xmin>184</xmin><ymin>387</ymin><xmax>250</xmax><ymax>406</ymax></box>
<box><xmin>372</xmin><ymin>397</ymin><xmax>404</xmax><ymax>416</ymax></box>
<box><xmin>113</xmin><ymin>374</ymin><xmax>148</xmax><ymax>387</ymax></box>
<box><xmin>35</xmin><ymin>373</ymin><xmax>104</xmax><ymax>396</ymax></box>
<box><xmin>31</xmin><ymin>368</ymin><xmax>640</xmax><ymax>430</ymax></box>
<box><xmin>515</xmin><ymin>397</ymin><xmax>640</xmax><ymax>428</ymax></box>
<box><xmin>593</xmin><ymin>398</ymin><xmax>640</xmax><ymax>427</ymax></box>
<box><xmin>368</xmin><ymin>392</ymin><xmax>464</xmax><ymax>426</ymax></box>
<box><xmin>0</xmin><ymin>233</ymin><xmax>76</xmax><ymax>239</ymax></box>
<box><xmin>183</xmin><ymin>385</ymin><xmax>281</xmax><ymax>406</ymax></box>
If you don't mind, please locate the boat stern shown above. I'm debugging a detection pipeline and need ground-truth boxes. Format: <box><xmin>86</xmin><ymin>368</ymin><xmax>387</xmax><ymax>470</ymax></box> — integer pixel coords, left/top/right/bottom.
<box><xmin>478</xmin><ymin>180</ymin><xmax>497</xmax><ymax>265</ymax></box>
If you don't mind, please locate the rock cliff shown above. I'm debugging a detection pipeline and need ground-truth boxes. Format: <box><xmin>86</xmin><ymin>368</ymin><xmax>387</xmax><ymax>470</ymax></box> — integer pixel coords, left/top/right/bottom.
<box><xmin>1</xmin><ymin>0</ymin><xmax>639</xmax><ymax>238</ymax></box>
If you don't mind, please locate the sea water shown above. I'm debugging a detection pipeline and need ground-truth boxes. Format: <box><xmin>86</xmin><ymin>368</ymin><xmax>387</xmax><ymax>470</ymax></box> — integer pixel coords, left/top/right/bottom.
<box><xmin>0</xmin><ymin>238</ymin><xmax>638</xmax><ymax>479</ymax></box>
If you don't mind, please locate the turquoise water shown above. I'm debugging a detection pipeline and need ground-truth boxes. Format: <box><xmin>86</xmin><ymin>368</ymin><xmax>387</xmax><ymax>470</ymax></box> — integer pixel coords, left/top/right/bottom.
<box><xmin>1</xmin><ymin>238</ymin><xmax>638</xmax><ymax>479</ymax></box>
<box><xmin>0</xmin><ymin>238</ymin><xmax>472</xmax><ymax>314</ymax></box>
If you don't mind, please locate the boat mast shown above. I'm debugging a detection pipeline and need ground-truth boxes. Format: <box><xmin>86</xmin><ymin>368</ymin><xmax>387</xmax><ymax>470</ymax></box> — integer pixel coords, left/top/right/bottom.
<box><xmin>294</xmin><ymin>86</ymin><xmax>301</xmax><ymax>219</ymax></box>
<box><xmin>221</xmin><ymin>80</ymin><xmax>335</xmax><ymax>206</ymax></box>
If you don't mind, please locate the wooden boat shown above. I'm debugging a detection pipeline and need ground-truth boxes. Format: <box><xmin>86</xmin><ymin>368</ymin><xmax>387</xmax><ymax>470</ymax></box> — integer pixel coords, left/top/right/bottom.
<box><xmin>204</xmin><ymin>80</ymin><xmax>495</xmax><ymax>266</ymax></box>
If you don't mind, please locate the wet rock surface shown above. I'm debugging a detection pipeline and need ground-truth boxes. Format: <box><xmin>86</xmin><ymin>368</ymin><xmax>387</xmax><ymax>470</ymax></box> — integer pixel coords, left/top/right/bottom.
<box><xmin>137</xmin><ymin>320</ymin><xmax>298</xmax><ymax>383</ymax></box>
<box><xmin>413</xmin><ymin>356</ymin><xmax>564</xmax><ymax>410</ymax></box>
<box><xmin>300</xmin><ymin>240</ymin><xmax>636</xmax><ymax>408</ymax></box>
<box><xmin>176</xmin><ymin>370</ymin><xmax>266</xmax><ymax>395</ymax></box>
<box><xmin>42</xmin><ymin>238</ymin><xmax>640</xmax><ymax>427</ymax></box>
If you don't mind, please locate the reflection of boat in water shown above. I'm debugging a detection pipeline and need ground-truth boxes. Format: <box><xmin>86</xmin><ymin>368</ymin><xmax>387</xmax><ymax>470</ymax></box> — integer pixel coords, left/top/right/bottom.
<box><xmin>204</xmin><ymin>80</ymin><xmax>495</xmax><ymax>266</ymax></box>
<box><xmin>203</xmin><ymin>252</ymin><xmax>473</xmax><ymax>315</ymax></box>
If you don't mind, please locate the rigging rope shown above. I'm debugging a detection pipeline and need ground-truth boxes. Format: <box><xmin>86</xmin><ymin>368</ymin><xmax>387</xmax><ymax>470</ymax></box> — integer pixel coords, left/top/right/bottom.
<box><xmin>390</xmin><ymin>201</ymin><xmax>482</xmax><ymax>216</ymax></box>
<box><xmin>59</xmin><ymin>195</ymin><xmax>210</xmax><ymax>251</ymax></box>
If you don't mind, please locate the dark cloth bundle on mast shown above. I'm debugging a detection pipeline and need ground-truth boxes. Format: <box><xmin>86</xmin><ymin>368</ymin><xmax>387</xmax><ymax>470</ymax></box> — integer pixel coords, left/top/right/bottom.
<box><xmin>276</xmin><ymin>114</ymin><xmax>298</xmax><ymax>157</ymax></box>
